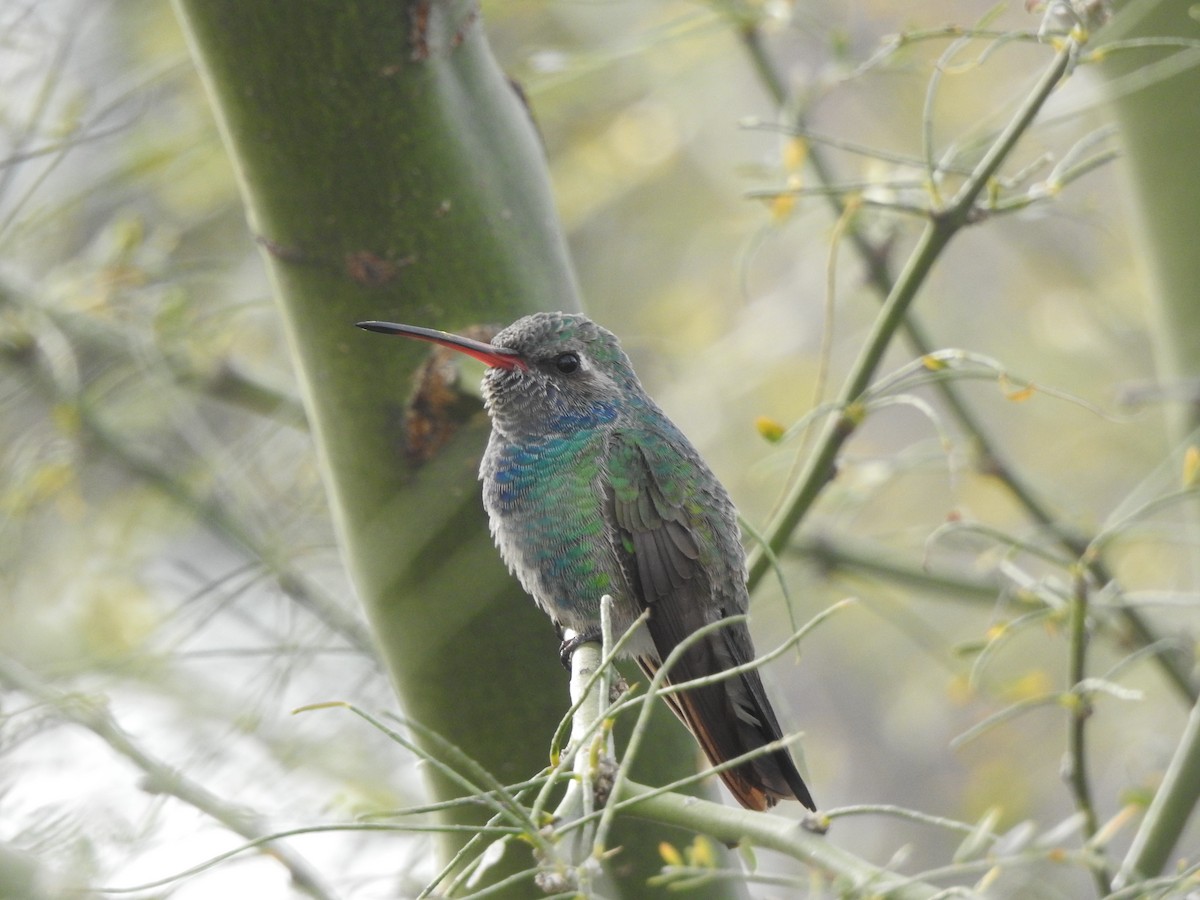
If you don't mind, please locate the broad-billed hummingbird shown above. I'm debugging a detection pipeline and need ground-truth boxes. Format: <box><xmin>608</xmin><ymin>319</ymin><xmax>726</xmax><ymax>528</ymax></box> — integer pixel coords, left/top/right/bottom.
<box><xmin>358</xmin><ymin>312</ymin><xmax>814</xmax><ymax>811</ymax></box>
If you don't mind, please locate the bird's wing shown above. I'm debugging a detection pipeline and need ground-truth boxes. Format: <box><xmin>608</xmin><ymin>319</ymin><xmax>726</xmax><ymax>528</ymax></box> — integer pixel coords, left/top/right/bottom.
<box><xmin>606</xmin><ymin>428</ymin><xmax>705</xmax><ymax>606</ymax></box>
<box><xmin>605</xmin><ymin>428</ymin><xmax>815</xmax><ymax>810</ymax></box>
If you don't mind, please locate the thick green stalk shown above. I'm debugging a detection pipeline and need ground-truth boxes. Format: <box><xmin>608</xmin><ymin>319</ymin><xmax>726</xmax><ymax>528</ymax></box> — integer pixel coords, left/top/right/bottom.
<box><xmin>1117</xmin><ymin>697</ymin><xmax>1200</xmax><ymax>886</ymax></box>
<box><xmin>169</xmin><ymin>0</ymin><xmax>577</xmax><ymax>877</ymax></box>
<box><xmin>1101</xmin><ymin>0</ymin><xmax>1200</xmax><ymax>885</ymax></box>
<box><xmin>171</xmin><ymin>4</ymin><xmax>737</xmax><ymax>894</ymax></box>
<box><xmin>1102</xmin><ymin>0</ymin><xmax>1200</xmax><ymax>441</ymax></box>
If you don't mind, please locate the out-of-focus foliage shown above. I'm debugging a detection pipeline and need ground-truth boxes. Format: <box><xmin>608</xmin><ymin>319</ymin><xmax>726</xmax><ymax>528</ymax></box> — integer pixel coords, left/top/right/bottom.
<box><xmin>1</xmin><ymin>0</ymin><xmax>1197</xmax><ymax>897</ymax></box>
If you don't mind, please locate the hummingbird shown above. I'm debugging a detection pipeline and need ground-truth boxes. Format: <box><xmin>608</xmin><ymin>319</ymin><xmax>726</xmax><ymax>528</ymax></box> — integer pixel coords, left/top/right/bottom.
<box><xmin>358</xmin><ymin>312</ymin><xmax>815</xmax><ymax>811</ymax></box>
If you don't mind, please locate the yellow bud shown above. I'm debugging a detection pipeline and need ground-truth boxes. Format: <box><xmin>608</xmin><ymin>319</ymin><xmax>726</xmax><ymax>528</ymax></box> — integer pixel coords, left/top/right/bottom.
<box><xmin>1004</xmin><ymin>669</ymin><xmax>1051</xmax><ymax>701</ymax></box>
<box><xmin>769</xmin><ymin>192</ymin><xmax>796</xmax><ymax>222</ymax></box>
<box><xmin>658</xmin><ymin>842</ymin><xmax>683</xmax><ymax>867</ymax></box>
<box><xmin>1183</xmin><ymin>445</ymin><xmax>1200</xmax><ymax>488</ymax></box>
<box><xmin>783</xmin><ymin>137</ymin><xmax>808</xmax><ymax>172</ymax></box>
<box><xmin>947</xmin><ymin>673</ymin><xmax>973</xmax><ymax>704</ymax></box>
<box><xmin>689</xmin><ymin>835</ymin><xmax>716</xmax><ymax>869</ymax></box>
<box><xmin>755</xmin><ymin>415</ymin><xmax>786</xmax><ymax>443</ymax></box>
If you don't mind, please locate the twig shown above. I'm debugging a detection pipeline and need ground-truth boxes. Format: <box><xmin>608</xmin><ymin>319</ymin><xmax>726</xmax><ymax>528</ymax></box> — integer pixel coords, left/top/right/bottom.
<box><xmin>790</xmin><ymin>533</ymin><xmax>1001</xmax><ymax>600</ymax></box>
<box><xmin>0</xmin><ymin>308</ymin><xmax>376</xmax><ymax>657</ymax></box>
<box><xmin>744</xmin><ymin>35</ymin><xmax>1082</xmax><ymax>579</ymax></box>
<box><xmin>1065</xmin><ymin>568</ymin><xmax>1113</xmax><ymax>894</ymax></box>
<box><xmin>736</xmin><ymin>22</ymin><xmax>1196</xmax><ymax>703</ymax></box>
<box><xmin>0</xmin><ymin>653</ymin><xmax>338</xmax><ymax>900</ymax></box>
<box><xmin>614</xmin><ymin>779</ymin><xmax>941</xmax><ymax>899</ymax></box>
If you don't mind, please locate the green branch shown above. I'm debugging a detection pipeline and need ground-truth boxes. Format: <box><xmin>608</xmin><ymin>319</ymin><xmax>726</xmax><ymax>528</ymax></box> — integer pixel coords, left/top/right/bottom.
<box><xmin>1104</xmin><ymin>0</ymin><xmax>1200</xmax><ymax>886</ymax></box>
<box><xmin>1116</xmin><ymin>694</ymin><xmax>1200</xmax><ymax>887</ymax></box>
<box><xmin>616</xmin><ymin>780</ymin><xmax>940</xmax><ymax>899</ymax></box>
<box><xmin>737</xmin><ymin>22</ymin><xmax>1196</xmax><ymax>703</ymax></box>
<box><xmin>746</xmin><ymin>38</ymin><xmax>1078</xmax><ymax>585</ymax></box>
<box><xmin>1065</xmin><ymin>570</ymin><xmax>1111</xmax><ymax>894</ymax></box>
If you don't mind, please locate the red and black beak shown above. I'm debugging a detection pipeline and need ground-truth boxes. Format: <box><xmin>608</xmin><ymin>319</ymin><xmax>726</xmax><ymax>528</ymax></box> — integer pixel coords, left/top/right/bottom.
<box><xmin>357</xmin><ymin>321</ymin><xmax>527</xmax><ymax>370</ymax></box>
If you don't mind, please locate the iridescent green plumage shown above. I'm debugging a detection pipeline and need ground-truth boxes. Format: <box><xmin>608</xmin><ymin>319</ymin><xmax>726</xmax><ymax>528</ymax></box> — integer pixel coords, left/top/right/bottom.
<box><xmin>359</xmin><ymin>312</ymin><xmax>815</xmax><ymax>811</ymax></box>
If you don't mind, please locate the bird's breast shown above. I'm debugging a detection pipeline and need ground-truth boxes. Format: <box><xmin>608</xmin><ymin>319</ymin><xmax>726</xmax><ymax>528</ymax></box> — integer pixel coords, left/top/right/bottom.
<box><xmin>480</xmin><ymin>429</ymin><xmax>625</xmax><ymax>630</ymax></box>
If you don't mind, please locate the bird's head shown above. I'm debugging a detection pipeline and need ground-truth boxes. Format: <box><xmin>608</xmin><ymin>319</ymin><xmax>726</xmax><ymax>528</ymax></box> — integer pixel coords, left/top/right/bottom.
<box><xmin>358</xmin><ymin>311</ymin><xmax>642</xmax><ymax>438</ymax></box>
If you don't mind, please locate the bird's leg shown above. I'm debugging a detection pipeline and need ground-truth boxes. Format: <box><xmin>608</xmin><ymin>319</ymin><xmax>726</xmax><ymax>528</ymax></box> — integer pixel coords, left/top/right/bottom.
<box><xmin>537</xmin><ymin>637</ymin><xmax>611</xmax><ymax>892</ymax></box>
<box><xmin>558</xmin><ymin>627</ymin><xmax>602</xmax><ymax>670</ymax></box>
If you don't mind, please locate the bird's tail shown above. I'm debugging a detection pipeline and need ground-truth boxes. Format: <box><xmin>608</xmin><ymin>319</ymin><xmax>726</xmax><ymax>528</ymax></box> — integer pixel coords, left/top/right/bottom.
<box><xmin>637</xmin><ymin>641</ymin><xmax>815</xmax><ymax>812</ymax></box>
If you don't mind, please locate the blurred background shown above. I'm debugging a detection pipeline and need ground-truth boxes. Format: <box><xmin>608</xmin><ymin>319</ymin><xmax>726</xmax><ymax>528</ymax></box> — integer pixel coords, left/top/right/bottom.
<box><xmin>1</xmin><ymin>1</ymin><xmax>1194</xmax><ymax>897</ymax></box>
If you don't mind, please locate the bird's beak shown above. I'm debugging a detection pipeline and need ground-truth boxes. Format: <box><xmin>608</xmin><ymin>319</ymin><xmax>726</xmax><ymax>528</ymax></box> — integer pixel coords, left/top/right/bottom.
<box><xmin>357</xmin><ymin>321</ymin><xmax>527</xmax><ymax>371</ymax></box>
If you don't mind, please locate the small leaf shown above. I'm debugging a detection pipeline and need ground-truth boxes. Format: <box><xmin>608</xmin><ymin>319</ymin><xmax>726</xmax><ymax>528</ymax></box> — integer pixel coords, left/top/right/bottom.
<box><xmin>293</xmin><ymin>701</ymin><xmax>349</xmax><ymax>714</ymax></box>
<box><xmin>975</xmin><ymin>865</ymin><xmax>1002</xmax><ymax>891</ymax></box>
<box><xmin>954</xmin><ymin>806</ymin><xmax>1000</xmax><ymax>862</ymax></box>
<box><xmin>992</xmin><ymin>819</ymin><xmax>1037</xmax><ymax>856</ymax></box>
<box><xmin>1120</xmin><ymin>785</ymin><xmax>1154</xmax><ymax>808</ymax></box>
<box><xmin>953</xmin><ymin>640</ymin><xmax>987</xmax><ymax>658</ymax></box>
<box><xmin>1089</xmin><ymin>804</ymin><xmax>1138</xmax><ymax>848</ymax></box>
<box><xmin>999</xmin><ymin>374</ymin><xmax>1036</xmax><ymax>402</ymax></box>
<box><xmin>658</xmin><ymin>842</ymin><xmax>683</xmax><ymax>867</ymax></box>
<box><xmin>1035</xmin><ymin>811</ymin><xmax>1088</xmax><ymax>848</ymax></box>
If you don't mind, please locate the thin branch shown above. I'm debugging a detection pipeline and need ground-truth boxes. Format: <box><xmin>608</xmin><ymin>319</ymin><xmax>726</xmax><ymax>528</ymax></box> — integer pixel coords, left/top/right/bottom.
<box><xmin>746</xmin><ymin>36</ymin><xmax>1081</xmax><ymax>581</ymax></box>
<box><xmin>736</xmin><ymin>21</ymin><xmax>1196</xmax><ymax>703</ymax></box>
<box><xmin>0</xmin><ymin>653</ymin><xmax>338</xmax><ymax>900</ymax></box>
<box><xmin>1065</xmin><ymin>569</ymin><xmax>1113</xmax><ymax>894</ymax></box>
<box><xmin>0</xmin><ymin>312</ymin><xmax>375</xmax><ymax>657</ymax></box>
<box><xmin>788</xmin><ymin>534</ymin><xmax>1002</xmax><ymax>602</ymax></box>
<box><xmin>615</xmin><ymin>779</ymin><xmax>941</xmax><ymax>899</ymax></box>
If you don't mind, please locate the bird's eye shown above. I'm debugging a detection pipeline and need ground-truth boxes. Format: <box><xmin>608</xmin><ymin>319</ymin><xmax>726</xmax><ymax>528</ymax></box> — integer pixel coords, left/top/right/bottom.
<box><xmin>553</xmin><ymin>351</ymin><xmax>581</xmax><ymax>374</ymax></box>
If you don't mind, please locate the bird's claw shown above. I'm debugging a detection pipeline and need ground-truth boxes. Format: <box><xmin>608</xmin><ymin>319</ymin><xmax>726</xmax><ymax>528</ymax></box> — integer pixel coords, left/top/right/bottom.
<box><xmin>558</xmin><ymin>629</ymin><xmax>602</xmax><ymax>669</ymax></box>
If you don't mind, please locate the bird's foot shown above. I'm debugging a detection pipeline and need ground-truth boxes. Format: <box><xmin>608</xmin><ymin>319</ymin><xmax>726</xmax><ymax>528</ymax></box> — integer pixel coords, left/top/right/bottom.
<box><xmin>558</xmin><ymin>628</ymin><xmax>602</xmax><ymax>669</ymax></box>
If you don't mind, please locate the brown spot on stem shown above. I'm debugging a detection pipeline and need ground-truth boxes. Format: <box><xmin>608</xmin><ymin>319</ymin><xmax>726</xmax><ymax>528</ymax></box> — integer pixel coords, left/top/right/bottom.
<box><xmin>404</xmin><ymin>324</ymin><xmax>500</xmax><ymax>464</ymax></box>
<box><xmin>344</xmin><ymin>251</ymin><xmax>414</xmax><ymax>287</ymax></box>
<box><xmin>410</xmin><ymin>1</ymin><xmax>431</xmax><ymax>61</ymax></box>
<box><xmin>257</xmin><ymin>235</ymin><xmax>415</xmax><ymax>288</ymax></box>
<box><xmin>451</xmin><ymin>5</ymin><xmax>480</xmax><ymax>50</ymax></box>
